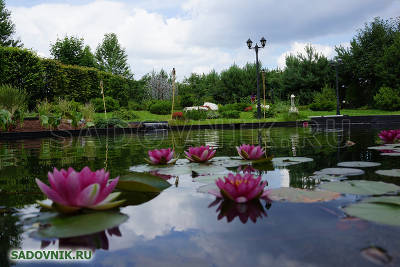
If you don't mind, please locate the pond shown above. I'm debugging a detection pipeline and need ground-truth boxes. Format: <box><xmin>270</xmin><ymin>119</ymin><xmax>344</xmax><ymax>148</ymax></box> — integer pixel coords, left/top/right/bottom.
<box><xmin>1</xmin><ymin>126</ymin><xmax>400</xmax><ymax>267</ymax></box>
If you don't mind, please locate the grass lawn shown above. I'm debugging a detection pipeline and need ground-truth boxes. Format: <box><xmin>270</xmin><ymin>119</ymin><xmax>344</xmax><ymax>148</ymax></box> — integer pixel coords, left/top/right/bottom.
<box><xmin>95</xmin><ymin>108</ymin><xmax>400</xmax><ymax>125</ymax></box>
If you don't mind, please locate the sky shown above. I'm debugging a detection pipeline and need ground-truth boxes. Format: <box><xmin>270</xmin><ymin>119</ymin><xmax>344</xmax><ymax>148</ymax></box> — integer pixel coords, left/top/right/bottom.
<box><xmin>6</xmin><ymin>0</ymin><xmax>400</xmax><ymax>80</ymax></box>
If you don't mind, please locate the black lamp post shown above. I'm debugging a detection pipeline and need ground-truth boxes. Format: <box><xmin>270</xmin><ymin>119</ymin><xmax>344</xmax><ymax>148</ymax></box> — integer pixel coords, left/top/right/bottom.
<box><xmin>247</xmin><ymin>37</ymin><xmax>266</xmax><ymax>119</ymax></box>
<box><xmin>330</xmin><ymin>59</ymin><xmax>342</xmax><ymax>116</ymax></box>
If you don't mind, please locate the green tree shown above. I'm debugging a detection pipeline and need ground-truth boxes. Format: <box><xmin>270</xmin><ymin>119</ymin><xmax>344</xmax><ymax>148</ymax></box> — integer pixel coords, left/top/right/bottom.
<box><xmin>0</xmin><ymin>0</ymin><xmax>22</xmax><ymax>47</ymax></box>
<box><xmin>50</xmin><ymin>36</ymin><xmax>96</xmax><ymax>67</ymax></box>
<box><xmin>282</xmin><ymin>45</ymin><xmax>332</xmax><ymax>104</ymax></box>
<box><xmin>336</xmin><ymin>17</ymin><xmax>400</xmax><ymax>107</ymax></box>
<box><xmin>95</xmin><ymin>33</ymin><xmax>132</xmax><ymax>79</ymax></box>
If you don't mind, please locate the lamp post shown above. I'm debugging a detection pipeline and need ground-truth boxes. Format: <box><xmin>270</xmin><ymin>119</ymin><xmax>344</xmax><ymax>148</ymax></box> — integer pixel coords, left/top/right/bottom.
<box><xmin>247</xmin><ymin>37</ymin><xmax>266</xmax><ymax>119</ymax></box>
<box><xmin>330</xmin><ymin>59</ymin><xmax>342</xmax><ymax>116</ymax></box>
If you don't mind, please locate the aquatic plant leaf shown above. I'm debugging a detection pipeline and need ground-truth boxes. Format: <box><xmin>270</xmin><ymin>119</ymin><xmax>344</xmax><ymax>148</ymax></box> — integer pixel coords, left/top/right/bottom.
<box><xmin>272</xmin><ymin>157</ymin><xmax>313</xmax><ymax>167</ymax></box>
<box><xmin>320</xmin><ymin>180</ymin><xmax>400</xmax><ymax>195</ymax></box>
<box><xmin>30</xmin><ymin>211</ymin><xmax>128</xmax><ymax>239</ymax></box>
<box><xmin>344</xmin><ymin>202</ymin><xmax>400</xmax><ymax>227</ymax></box>
<box><xmin>380</xmin><ymin>152</ymin><xmax>400</xmax><ymax>156</ymax></box>
<box><xmin>194</xmin><ymin>174</ymin><xmax>226</xmax><ymax>184</ymax></box>
<box><xmin>190</xmin><ymin>164</ymin><xmax>227</xmax><ymax>175</ymax></box>
<box><xmin>337</xmin><ymin>161</ymin><xmax>381</xmax><ymax>168</ymax></box>
<box><xmin>314</xmin><ymin>168</ymin><xmax>364</xmax><ymax>176</ymax></box>
<box><xmin>368</xmin><ymin>145</ymin><xmax>400</xmax><ymax>150</ymax></box>
<box><xmin>360</xmin><ymin>247</ymin><xmax>392</xmax><ymax>265</ymax></box>
<box><xmin>309</xmin><ymin>174</ymin><xmax>348</xmax><ymax>182</ymax></box>
<box><xmin>375</xmin><ymin>169</ymin><xmax>400</xmax><ymax>177</ymax></box>
<box><xmin>197</xmin><ymin>183</ymin><xmax>219</xmax><ymax>194</ymax></box>
<box><xmin>117</xmin><ymin>172</ymin><xmax>171</xmax><ymax>192</ymax></box>
<box><xmin>363</xmin><ymin>196</ymin><xmax>400</xmax><ymax>206</ymax></box>
<box><xmin>266</xmin><ymin>188</ymin><xmax>340</xmax><ymax>203</ymax></box>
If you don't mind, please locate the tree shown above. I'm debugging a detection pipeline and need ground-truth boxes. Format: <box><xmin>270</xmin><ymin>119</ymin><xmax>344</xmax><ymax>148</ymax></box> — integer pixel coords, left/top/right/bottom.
<box><xmin>50</xmin><ymin>36</ymin><xmax>96</xmax><ymax>67</ymax></box>
<box><xmin>0</xmin><ymin>0</ymin><xmax>22</xmax><ymax>47</ymax></box>
<box><xmin>282</xmin><ymin>45</ymin><xmax>332</xmax><ymax>104</ymax></box>
<box><xmin>95</xmin><ymin>33</ymin><xmax>132</xmax><ymax>79</ymax></box>
<box><xmin>146</xmin><ymin>69</ymin><xmax>172</xmax><ymax>100</ymax></box>
<box><xmin>336</xmin><ymin>17</ymin><xmax>400</xmax><ymax>107</ymax></box>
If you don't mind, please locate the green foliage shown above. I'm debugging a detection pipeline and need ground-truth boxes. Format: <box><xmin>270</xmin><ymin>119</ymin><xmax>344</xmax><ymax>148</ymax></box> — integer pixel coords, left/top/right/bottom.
<box><xmin>206</xmin><ymin>111</ymin><xmax>220</xmax><ymax>119</ymax></box>
<box><xmin>40</xmin><ymin>114</ymin><xmax>61</xmax><ymax>129</ymax></box>
<box><xmin>373</xmin><ymin>86</ymin><xmax>400</xmax><ymax>111</ymax></box>
<box><xmin>67</xmin><ymin>111</ymin><xmax>83</xmax><ymax>128</ymax></box>
<box><xmin>80</xmin><ymin>103</ymin><xmax>95</xmax><ymax>122</ymax></box>
<box><xmin>0</xmin><ymin>84</ymin><xmax>27</xmax><ymax>116</ymax></box>
<box><xmin>0</xmin><ymin>109</ymin><xmax>12</xmax><ymax>130</ymax></box>
<box><xmin>54</xmin><ymin>98</ymin><xmax>82</xmax><ymax>118</ymax></box>
<box><xmin>184</xmin><ymin>109</ymin><xmax>208</xmax><ymax>120</ymax></box>
<box><xmin>0</xmin><ymin>46</ymin><xmax>136</xmax><ymax>108</ymax></box>
<box><xmin>95</xmin><ymin>33</ymin><xmax>132</xmax><ymax>79</ymax></box>
<box><xmin>253</xmin><ymin>107</ymin><xmax>275</xmax><ymax>118</ymax></box>
<box><xmin>221</xmin><ymin>110</ymin><xmax>240</xmax><ymax>119</ymax></box>
<box><xmin>282</xmin><ymin>45</ymin><xmax>332</xmax><ymax>105</ymax></box>
<box><xmin>219</xmin><ymin>103</ymin><xmax>248</xmax><ymax>112</ymax></box>
<box><xmin>282</xmin><ymin>111</ymin><xmax>308</xmax><ymax>121</ymax></box>
<box><xmin>149</xmin><ymin>100</ymin><xmax>171</xmax><ymax>115</ymax></box>
<box><xmin>0</xmin><ymin>0</ymin><xmax>22</xmax><ymax>47</ymax></box>
<box><xmin>91</xmin><ymin>96</ymin><xmax>120</xmax><ymax>112</ymax></box>
<box><xmin>128</xmin><ymin>100</ymin><xmax>145</xmax><ymax>111</ymax></box>
<box><xmin>50</xmin><ymin>35</ymin><xmax>96</xmax><ymax>68</ymax></box>
<box><xmin>336</xmin><ymin>17</ymin><xmax>400</xmax><ymax>107</ymax></box>
<box><xmin>113</xmin><ymin>108</ymin><xmax>138</xmax><ymax>121</ymax></box>
<box><xmin>309</xmin><ymin>85</ymin><xmax>336</xmax><ymax>111</ymax></box>
<box><xmin>94</xmin><ymin>117</ymin><xmax>128</xmax><ymax>128</ymax></box>
<box><xmin>179</xmin><ymin>93</ymin><xmax>196</xmax><ymax>108</ymax></box>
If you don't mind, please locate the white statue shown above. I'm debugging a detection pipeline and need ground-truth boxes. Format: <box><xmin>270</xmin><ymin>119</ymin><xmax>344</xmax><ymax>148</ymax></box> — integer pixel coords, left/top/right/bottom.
<box><xmin>289</xmin><ymin>94</ymin><xmax>298</xmax><ymax>113</ymax></box>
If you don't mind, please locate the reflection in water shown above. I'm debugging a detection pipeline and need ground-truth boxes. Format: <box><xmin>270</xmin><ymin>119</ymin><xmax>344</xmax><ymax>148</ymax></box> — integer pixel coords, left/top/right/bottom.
<box><xmin>41</xmin><ymin>227</ymin><xmax>122</xmax><ymax>252</ymax></box>
<box><xmin>209</xmin><ymin>198</ymin><xmax>270</xmax><ymax>224</ymax></box>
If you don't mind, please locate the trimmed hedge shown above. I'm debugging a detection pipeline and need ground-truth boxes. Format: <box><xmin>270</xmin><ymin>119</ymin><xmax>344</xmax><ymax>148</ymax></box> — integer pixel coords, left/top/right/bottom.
<box><xmin>0</xmin><ymin>46</ymin><xmax>137</xmax><ymax>109</ymax></box>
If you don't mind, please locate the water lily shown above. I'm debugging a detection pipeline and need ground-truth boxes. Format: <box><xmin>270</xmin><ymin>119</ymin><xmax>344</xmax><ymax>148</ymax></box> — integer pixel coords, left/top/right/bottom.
<box><xmin>378</xmin><ymin>129</ymin><xmax>400</xmax><ymax>144</ymax></box>
<box><xmin>145</xmin><ymin>148</ymin><xmax>176</xmax><ymax>165</ymax></box>
<box><xmin>184</xmin><ymin>145</ymin><xmax>216</xmax><ymax>163</ymax></box>
<box><xmin>236</xmin><ymin>144</ymin><xmax>265</xmax><ymax>160</ymax></box>
<box><xmin>210</xmin><ymin>173</ymin><xmax>268</xmax><ymax>203</ymax></box>
<box><xmin>36</xmin><ymin>167</ymin><xmax>124</xmax><ymax>213</ymax></box>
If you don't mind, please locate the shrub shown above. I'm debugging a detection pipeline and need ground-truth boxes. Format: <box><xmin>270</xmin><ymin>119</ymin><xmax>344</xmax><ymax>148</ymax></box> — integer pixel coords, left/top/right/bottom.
<box><xmin>207</xmin><ymin>111</ymin><xmax>220</xmax><ymax>119</ymax></box>
<box><xmin>149</xmin><ymin>100</ymin><xmax>171</xmax><ymax>115</ymax></box>
<box><xmin>221</xmin><ymin>110</ymin><xmax>240</xmax><ymax>119</ymax></box>
<box><xmin>113</xmin><ymin>108</ymin><xmax>138</xmax><ymax>121</ymax></box>
<box><xmin>253</xmin><ymin>106</ymin><xmax>275</xmax><ymax>118</ymax></box>
<box><xmin>128</xmin><ymin>100</ymin><xmax>145</xmax><ymax>111</ymax></box>
<box><xmin>219</xmin><ymin>103</ymin><xmax>248</xmax><ymax>113</ymax></box>
<box><xmin>91</xmin><ymin>96</ymin><xmax>120</xmax><ymax>112</ymax></box>
<box><xmin>185</xmin><ymin>109</ymin><xmax>208</xmax><ymax>120</ymax></box>
<box><xmin>0</xmin><ymin>84</ymin><xmax>27</xmax><ymax>117</ymax></box>
<box><xmin>55</xmin><ymin>98</ymin><xmax>82</xmax><ymax>118</ymax></box>
<box><xmin>0</xmin><ymin>109</ymin><xmax>13</xmax><ymax>131</ymax></box>
<box><xmin>373</xmin><ymin>87</ymin><xmax>400</xmax><ymax>111</ymax></box>
<box><xmin>80</xmin><ymin>103</ymin><xmax>95</xmax><ymax>122</ymax></box>
<box><xmin>172</xmin><ymin>112</ymin><xmax>184</xmax><ymax>120</ymax></box>
<box><xmin>94</xmin><ymin>117</ymin><xmax>128</xmax><ymax>128</ymax></box>
<box><xmin>179</xmin><ymin>94</ymin><xmax>196</xmax><ymax>108</ymax></box>
<box><xmin>309</xmin><ymin>86</ymin><xmax>336</xmax><ymax>111</ymax></box>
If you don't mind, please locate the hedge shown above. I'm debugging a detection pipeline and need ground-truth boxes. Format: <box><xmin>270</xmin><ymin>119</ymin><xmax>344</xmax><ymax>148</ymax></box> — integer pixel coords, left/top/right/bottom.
<box><xmin>0</xmin><ymin>46</ymin><xmax>137</xmax><ymax>109</ymax></box>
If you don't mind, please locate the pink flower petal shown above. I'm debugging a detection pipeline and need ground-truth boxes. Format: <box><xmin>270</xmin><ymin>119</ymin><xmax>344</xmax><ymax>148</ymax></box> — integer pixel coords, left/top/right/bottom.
<box><xmin>77</xmin><ymin>183</ymin><xmax>101</xmax><ymax>206</ymax></box>
<box><xmin>35</xmin><ymin>179</ymin><xmax>69</xmax><ymax>206</ymax></box>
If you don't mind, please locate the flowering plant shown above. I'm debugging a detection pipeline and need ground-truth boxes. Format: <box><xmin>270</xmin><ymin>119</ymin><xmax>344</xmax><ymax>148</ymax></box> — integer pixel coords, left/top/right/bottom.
<box><xmin>184</xmin><ymin>145</ymin><xmax>216</xmax><ymax>163</ymax></box>
<box><xmin>145</xmin><ymin>148</ymin><xmax>177</xmax><ymax>165</ymax></box>
<box><xmin>236</xmin><ymin>144</ymin><xmax>265</xmax><ymax>160</ymax></box>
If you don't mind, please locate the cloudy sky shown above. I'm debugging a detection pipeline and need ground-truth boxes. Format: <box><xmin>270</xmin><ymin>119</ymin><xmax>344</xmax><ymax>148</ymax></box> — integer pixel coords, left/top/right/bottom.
<box><xmin>7</xmin><ymin>0</ymin><xmax>400</xmax><ymax>80</ymax></box>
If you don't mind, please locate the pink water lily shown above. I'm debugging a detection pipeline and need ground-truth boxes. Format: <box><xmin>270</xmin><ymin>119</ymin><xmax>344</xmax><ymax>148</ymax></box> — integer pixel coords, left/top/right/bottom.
<box><xmin>210</xmin><ymin>173</ymin><xmax>268</xmax><ymax>203</ymax></box>
<box><xmin>184</xmin><ymin>145</ymin><xmax>216</xmax><ymax>163</ymax></box>
<box><xmin>146</xmin><ymin>148</ymin><xmax>176</xmax><ymax>165</ymax></box>
<box><xmin>378</xmin><ymin>129</ymin><xmax>400</xmax><ymax>144</ymax></box>
<box><xmin>35</xmin><ymin>167</ymin><xmax>124</xmax><ymax>212</ymax></box>
<box><xmin>236</xmin><ymin>144</ymin><xmax>265</xmax><ymax>160</ymax></box>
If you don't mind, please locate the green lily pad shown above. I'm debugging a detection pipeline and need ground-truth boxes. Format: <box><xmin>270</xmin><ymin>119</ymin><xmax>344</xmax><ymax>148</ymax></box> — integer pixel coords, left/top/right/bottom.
<box><xmin>266</xmin><ymin>188</ymin><xmax>341</xmax><ymax>203</ymax></box>
<box><xmin>344</xmin><ymin>201</ymin><xmax>400</xmax><ymax>227</ymax></box>
<box><xmin>194</xmin><ymin>174</ymin><xmax>226</xmax><ymax>184</ymax></box>
<box><xmin>272</xmin><ymin>157</ymin><xmax>314</xmax><ymax>167</ymax></box>
<box><xmin>119</xmin><ymin>191</ymin><xmax>160</xmax><ymax>207</ymax></box>
<box><xmin>337</xmin><ymin>161</ymin><xmax>381</xmax><ymax>168</ymax></box>
<box><xmin>30</xmin><ymin>211</ymin><xmax>128</xmax><ymax>239</ymax></box>
<box><xmin>375</xmin><ymin>169</ymin><xmax>400</xmax><ymax>177</ymax></box>
<box><xmin>320</xmin><ymin>180</ymin><xmax>400</xmax><ymax>195</ymax></box>
<box><xmin>117</xmin><ymin>172</ymin><xmax>171</xmax><ymax>192</ymax></box>
<box><xmin>130</xmin><ymin>164</ymin><xmax>191</xmax><ymax>176</ymax></box>
<box><xmin>197</xmin><ymin>183</ymin><xmax>218</xmax><ymax>194</ymax></box>
<box><xmin>363</xmin><ymin>196</ymin><xmax>400</xmax><ymax>206</ymax></box>
<box><xmin>309</xmin><ymin>174</ymin><xmax>348</xmax><ymax>182</ymax></box>
<box><xmin>314</xmin><ymin>168</ymin><xmax>364</xmax><ymax>176</ymax></box>
<box><xmin>190</xmin><ymin>164</ymin><xmax>227</xmax><ymax>175</ymax></box>
<box><xmin>209</xmin><ymin>157</ymin><xmax>248</xmax><ymax>167</ymax></box>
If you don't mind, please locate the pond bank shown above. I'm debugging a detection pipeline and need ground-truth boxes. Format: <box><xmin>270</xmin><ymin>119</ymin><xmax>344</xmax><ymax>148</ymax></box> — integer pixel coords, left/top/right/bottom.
<box><xmin>1</xmin><ymin>115</ymin><xmax>400</xmax><ymax>140</ymax></box>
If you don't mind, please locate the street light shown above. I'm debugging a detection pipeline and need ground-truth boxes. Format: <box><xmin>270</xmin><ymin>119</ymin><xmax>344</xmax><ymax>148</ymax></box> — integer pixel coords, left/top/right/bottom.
<box><xmin>247</xmin><ymin>37</ymin><xmax>266</xmax><ymax>119</ymax></box>
<box><xmin>330</xmin><ymin>59</ymin><xmax>342</xmax><ymax>115</ymax></box>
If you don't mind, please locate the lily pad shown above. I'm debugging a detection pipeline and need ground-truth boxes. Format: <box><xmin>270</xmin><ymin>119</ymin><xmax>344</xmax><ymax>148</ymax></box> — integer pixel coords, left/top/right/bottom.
<box><xmin>30</xmin><ymin>211</ymin><xmax>128</xmax><ymax>239</ymax></box>
<box><xmin>314</xmin><ymin>168</ymin><xmax>364</xmax><ymax>176</ymax></box>
<box><xmin>344</xmin><ymin>201</ymin><xmax>400</xmax><ymax>227</ymax></box>
<box><xmin>320</xmin><ymin>180</ymin><xmax>400</xmax><ymax>195</ymax></box>
<box><xmin>337</xmin><ymin>161</ymin><xmax>381</xmax><ymax>168</ymax></box>
<box><xmin>309</xmin><ymin>174</ymin><xmax>348</xmax><ymax>182</ymax></box>
<box><xmin>190</xmin><ymin>164</ymin><xmax>227</xmax><ymax>175</ymax></box>
<box><xmin>272</xmin><ymin>157</ymin><xmax>314</xmax><ymax>167</ymax></box>
<box><xmin>380</xmin><ymin>152</ymin><xmax>400</xmax><ymax>156</ymax></box>
<box><xmin>194</xmin><ymin>174</ymin><xmax>226</xmax><ymax>184</ymax></box>
<box><xmin>375</xmin><ymin>169</ymin><xmax>400</xmax><ymax>178</ymax></box>
<box><xmin>266</xmin><ymin>188</ymin><xmax>340</xmax><ymax>203</ymax></box>
<box><xmin>197</xmin><ymin>183</ymin><xmax>218</xmax><ymax>194</ymax></box>
<box><xmin>209</xmin><ymin>157</ymin><xmax>248</xmax><ymax>168</ymax></box>
<box><xmin>117</xmin><ymin>172</ymin><xmax>171</xmax><ymax>192</ymax></box>
<box><xmin>368</xmin><ymin>145</ymin><xmax>400</xmax><ymax>150</ymax></box>
<box><xmin>130</xmin><ymin>164</ymin><xmax>192</xmax><ymax>176</ymax></box>
<box><xmin>363</xmin><ymin>196</ymin><xmax>400</xmax><ymax>206</ymax></box>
